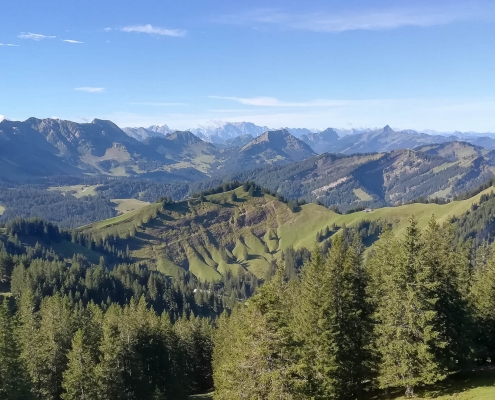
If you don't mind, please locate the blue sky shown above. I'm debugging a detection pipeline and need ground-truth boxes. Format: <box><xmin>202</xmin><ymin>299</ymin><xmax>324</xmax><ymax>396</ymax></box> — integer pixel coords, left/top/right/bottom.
<box><xmin>1</xmin><ymin>0</ymin><xmax>495</xmax><ymax>131</ymax></box>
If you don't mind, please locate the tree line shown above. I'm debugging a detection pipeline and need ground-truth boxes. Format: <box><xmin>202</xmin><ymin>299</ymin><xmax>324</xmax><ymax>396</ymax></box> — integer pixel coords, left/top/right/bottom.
<box><xmin>213</xmin><ymin>217</ymin><xmax>495</xmax><ymax>398</ymax></box>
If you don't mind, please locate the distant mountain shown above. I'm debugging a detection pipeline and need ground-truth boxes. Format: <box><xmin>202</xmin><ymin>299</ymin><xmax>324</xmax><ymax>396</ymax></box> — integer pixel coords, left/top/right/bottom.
<box><xmin>222</xmin><ymin>141</ymin><xmax>495</xmax><ymax>211</ymax></box>
<box><xmin>302</xmin><ymin>125</ymin><xmax>458</xmax><ymax>154</ymax></box>
<box><xmin>191</xmin><ymin>121</ymin><xmax>270</xmax><ymax>143</ymax></box>
<box><xmin>215</xmin><ymin>134</ymin><xmax>254</xmax><ymax>149</ymax></box>
<box><xmin>147</xmin><ymin>124</ymin><xmax>173</xmax><ymax>135</ymax></box>
<box><xmin>123</xmin><ymin>124</ymin><xmax>173</xmax><ymax>141</ymax></box>
<box><xmin>283</xmin><ymin>127</ymin><xmax>315</xmax><ymax>137</ymax></box>
<box><xmin>301</xmin><ymin>128</ymin><xmax>340</xmax><ymax>153</ymax></box>
<box><xmin>0</xmin><ymin>118</ymin><xmax>318</xmax><ymax>182</ymax></box>
<box><xmin>123</xmin><ymin>121</ymin><xmax>495</xmax><ymax>153</ymax></box>
<box><xmin>239</xmin><ymin>129</ymin><xmax>316</xmax><ymax>162</ymax></box>
<box><xmin>122</xmin><ymin>126</ymin><xmax>169</xmax><ymax>141</ymax></box>
<box><xmin>145</xmin><ymin>131</ymin><xmax>221</xmax><ymax>174</ymax></box>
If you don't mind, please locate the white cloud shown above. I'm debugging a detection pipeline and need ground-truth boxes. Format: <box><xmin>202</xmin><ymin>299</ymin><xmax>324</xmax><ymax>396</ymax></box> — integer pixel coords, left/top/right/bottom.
<box><xmin>209</xmin><ymin>96</ymin><xmax>349</xmax><ymax>107</ymax></box>
<box><xmin>104</xmin><ymin>27</ymin><xmax>112</xmax><ymax>32</ymax></box>
<box><xmin>218</xmin><ymin>4</ymin><xmax>490</xmax><ymax>32</ymax></box>
<box><xmin>0</xmin><ymin>43</ymin><xmax>19</xmax><ymax>47</ymax></box>
<box><xmin>128</xmin><ymin>102</ymin><xmax>186</xmax><ymax>106</ymax></box>
<box><xmin>74</xmin><ymin>87</ymin><xmax>105</xmax><ymax>93</ymax></box>
<box><xmin>0</xmin><ymin>115</ymin><xmax>5</xmax><ymax>122</ymax></box>
<box><xmin>121</xmin><ymin>24</ymin><xmax>186</xmax><ymax>37</ymax></box>
<box><xmin>18</xmin><ymin>32</ymin><xmax>56</xmax><ymax>40</ymax></box>
<box><xmin>62</xmin><ymin>39</ymin><xmax>83</xmax><ymax>44</ymax></box>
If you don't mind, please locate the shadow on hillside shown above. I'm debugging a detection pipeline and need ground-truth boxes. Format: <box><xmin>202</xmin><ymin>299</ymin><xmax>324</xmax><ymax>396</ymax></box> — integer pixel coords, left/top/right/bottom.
<box><xmin>166</xmin><ymin>202</ymin><xmax>191</xmax><ymax>214</ymax></box>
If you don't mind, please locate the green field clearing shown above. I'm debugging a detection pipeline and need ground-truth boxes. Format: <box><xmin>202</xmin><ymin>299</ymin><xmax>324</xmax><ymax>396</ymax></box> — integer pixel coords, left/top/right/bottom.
<box><xmin>48</xmin><ymin>184</ymin><xmax>101</xmax><ymax>198</ymax></box>
<box><xmin>353</xmin><ymin>188</ymin><xmax>373</xmax><ymax>201</ymax></box>
<box><xmin>50</xmin><ymin>240</ymin><xmax>103</xmax><ymax>264</ymax></box>
<box><xmin>112</xmin><ymin>198</ymin><xmax>150</xmax><ymax>215</ymax></box>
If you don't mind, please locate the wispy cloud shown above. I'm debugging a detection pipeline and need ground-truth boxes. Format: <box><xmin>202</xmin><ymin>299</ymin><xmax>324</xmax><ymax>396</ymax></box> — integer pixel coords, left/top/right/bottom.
<box><xmin>104</xmin><ymin>27</ymin><xmax>112</xmax><ymax>32</ymax></box>
<box><xmin>62</xmin><ymin>39</ymin><xmax>83</xmax><ymax>44</ymax></box>
<box><xmin>209</xmin><ymin>96</ymin><xmax>349</xmax><ymax>107</ymax></box>
<box><xmin>121</xmin><ymin>24</ymin><xmax>187</xmax><ymax>37</ymax></box>
<box><xmin>217</xmin><ymin>4</ymin><xmax>489</xmax><ymax>32</ymax></box>
<box><xmin>74</xmin><ymin>87</ymin><xmax>105</xmax><ymax>93</ymax></box>
<box><xmin>18</xmin><ymin>32</ymin><xmax>56</xmax><ymax>40</ymax></box>
<box><xmin>0</xmin><ymin>43</ymin><xmax>19</xmax><ymax>47</ymax></box>
<box><xmin>128</xmin><ymin>102</ymin><xmax>186</xmax><ymax>106</ymax></box>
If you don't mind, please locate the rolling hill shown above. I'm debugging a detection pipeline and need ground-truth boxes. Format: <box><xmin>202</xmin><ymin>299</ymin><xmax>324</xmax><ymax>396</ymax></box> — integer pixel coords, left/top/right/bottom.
<box><xmin>225</xmin><ymin>141</ymin><xmax>495</xmax><ymax>211</ymax></box>
<box><xmin>79</xmin><ymin>183</ymin><xmax>495</xmax><ymax>281</ymax></box>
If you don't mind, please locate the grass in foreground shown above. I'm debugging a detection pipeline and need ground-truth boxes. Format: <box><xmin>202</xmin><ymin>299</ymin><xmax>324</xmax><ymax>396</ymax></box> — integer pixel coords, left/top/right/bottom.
<box><xmin>192</xmin><ymin>368</ymin><xmax>495</xmax><ymax>399</ymax></box>
<box><xmin>381</xmin><ymin>367</ymin><xmax>495</xmax><ymax>399</ymax></box>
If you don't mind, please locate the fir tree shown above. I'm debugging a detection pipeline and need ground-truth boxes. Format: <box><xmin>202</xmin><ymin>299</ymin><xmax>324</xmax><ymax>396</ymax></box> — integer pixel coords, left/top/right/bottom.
<box><xmin>213</xmin><ymin>266</ymin><xmax>300</xmax><ymax>399</ymax></box>
<box><xmin>61</xmin><ymin>329</ymin><xmax>98</xmax><ymax>399</ymax></box>
<box><xmin>0</xmin><ymin>300</ymin><xmax>31</xmax><ymax>399</ymax></box>
<box><xmin>421</xmin><ymin>217</ymin><xmax>472</xmax><ymax>368</ymax></box>
<box><xmin>291</xmin><ymin>247</ymin><xmax>338</xmax><ymax>398</ymax></box>
<box><xmin>95</xmin><ymin>305</ymin><xmax>125</xmax><ymax>400</ymax></box>
<box><xmin>370</xmin><ymin>218</ymin><xmax>446</xmax><ymax>397</ymax></box>
<box><xmin>470</xmin><ymin>241</ymin><xmax>495</xmax><ymax>362</ymax></box>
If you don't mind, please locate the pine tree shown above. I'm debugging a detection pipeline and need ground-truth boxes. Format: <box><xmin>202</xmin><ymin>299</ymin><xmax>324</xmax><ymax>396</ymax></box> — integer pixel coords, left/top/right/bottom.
<box><xmin>327</xmin><ymin>234</ymin><xmax>373</xmax><ymax>397</ymax></box>
<box><xmin>291</xmin><ymin>247</ymin><xmax>338</xmax><ymax>398</ymax></box>
<box><xmin>35</xmin><ymin>294</ymin><xmax>77</xmax><ymax>400</ymax></box>
<box><xmin>370</xmin><ymin>218</ymin><xmax>446</xmax><ymax>397</ymax></box>
<box><xmin>213</xmin><ymin>266</ymin><xmax>300</xmax><ymax>399</ymax></box>
<box><xmin>0</xmin><ymin>300</ymin><xmax>31</xmax><ymax>399</ymax></box>
<box><xmin>95</xmin><ymin>305</ymin><xmax>125</xmax><ymax>400</ymax></box>
<box><xmin>61</xmin><ymin>329</ymin><xmax>98</xmax><ymax>399</ymax></box>
<box><xmin>470</xmin><ymin>241</ymin><xmax>495</xmax><ymax>362</ymax></box>
<box><xmin>421</xmin><ymin>217</ymin><xmax>472</xmax><ymax>368</ymax></box>
<box><xmin>17</xmin><ymin>290</ymin><xmax>43</xmax><ymax>399</ymax></box>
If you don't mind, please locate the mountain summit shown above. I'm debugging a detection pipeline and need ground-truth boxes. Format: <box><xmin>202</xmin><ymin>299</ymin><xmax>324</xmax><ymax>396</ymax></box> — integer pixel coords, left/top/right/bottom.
<box><xmin>240</xmin><ymin>129</ymin><xmax>316</xmax><ymax>162</ymax></box>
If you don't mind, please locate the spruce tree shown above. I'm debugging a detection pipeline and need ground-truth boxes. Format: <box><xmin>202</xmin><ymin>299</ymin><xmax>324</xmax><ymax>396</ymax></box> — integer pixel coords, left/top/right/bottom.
<box><xmin>61</xmin><ymin>329</ymin><xmax>98</xmax><ymax>399</ymax></box>
<box><xmin>328</xmin><ymin>234</ymin><xmax>373</xmax><ymax>397</ymax></box>
<box><xmin>0</xmin><ymin>300</ymin><xmax>31</xmax><ymax>399</ymax></box>
<box><xmin>370</xmin><ymin>218</ymin><xmax>446</xmax><ymax>397</ymax></box>
<box><xmin>213</xmin><ymin>266</ymin><xmax>300</xmax><ymax>399</ymax></box>
<box><xmin>95</xmin><ymin>305</ymin><xmax>125</xmax><ymax>400</ymax></box>
<box><xmin>291</xmin><ymin>247</ymin><xmax>338</xmax><ymax>398</ymax></box>
<box><xmin>470</xmin><ymin>241</ymin><xmax>495</xmax><ymax>362</ymax></box>
<box><xmin>421</xmin><ymin>217</ymin><xmax>472</xmax><ymax>368</ymax></box>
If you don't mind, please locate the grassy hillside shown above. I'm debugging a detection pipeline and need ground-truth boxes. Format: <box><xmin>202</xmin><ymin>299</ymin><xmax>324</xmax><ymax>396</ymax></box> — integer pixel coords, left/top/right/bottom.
<box><xmin>80</xmin><ymin>185</ymin><xmax>495</xmax><ymax>281</ymax></box>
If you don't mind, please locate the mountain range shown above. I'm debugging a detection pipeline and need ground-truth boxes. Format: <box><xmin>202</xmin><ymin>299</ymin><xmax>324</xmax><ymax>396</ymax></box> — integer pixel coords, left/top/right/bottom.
<box><xmin>3</xmin><ymin>116</ymin><xmax>495</xmax><ymax>213</ymax></box>
<box><xmin>123</xmin><ymin>121</ymin><xmax>495</xmax><ymax>154</ymax></box>
<box><xmin>0</xmin><ymin>118</ymin><xmax>315</xmax><ymax>182</ymax></box>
